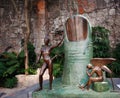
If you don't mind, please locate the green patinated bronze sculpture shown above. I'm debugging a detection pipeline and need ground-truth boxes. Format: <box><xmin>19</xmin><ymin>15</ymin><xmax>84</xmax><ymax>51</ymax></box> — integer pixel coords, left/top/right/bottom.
<box><xmin>33</xmin><ymin>15</ymin><xmax>120</xmax><ymax>98</ymax></box>
<box><xmin>62</xmin><ymin>15</ymin><xmax>93</xmax><ymax>85</ymax></box>
<box><xmin>79</xmin><ymin>58</ymin><xmax>116</xmax><ymax>90</ymax></box>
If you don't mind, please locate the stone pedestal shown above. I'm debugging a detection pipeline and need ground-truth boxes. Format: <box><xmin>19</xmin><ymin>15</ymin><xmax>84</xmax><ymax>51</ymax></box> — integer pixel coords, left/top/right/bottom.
<box><xmin>93</xmin><ymin>81</ymin><xmax>109</xmax><ymax>92</ymax></box>
<box><xmin>32</xmin><ymin>78</ymin><xmax>120</xmax><ymax>98</ymax></box>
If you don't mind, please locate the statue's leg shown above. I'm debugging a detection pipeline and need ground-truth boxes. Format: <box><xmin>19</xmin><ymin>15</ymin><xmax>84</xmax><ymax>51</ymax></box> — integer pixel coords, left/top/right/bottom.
<box><xmin>87</xmin><ymin>77</ymin><xmax>103</xmax><ymax>90</ymax></box>
<box><xmin>79</xmin><ymin>82</ymin><xmax>88</xmax><ymax>90</ymax></box>
<box><xmin>39</xmin><ymin>63</ymin><xmax>47</xmax><ymax>90</ymax></box>
<box><xmin>48</xmin><ymin>60</ymin><xmax>53</xmax><ymax>90</ymax></box>
<box><xmin>79</xmin><ymin>77</ymin><xmax>92</xmax><ymax>90</ymax></box>
<box><xmin>86</xmin><ymin>79</ymin><xmax>92</xmax><ymax>90</ymax></box>
<box><xmin>79</xmin><ymin>85</ymin><xmax>85</xmax><ymax>90</ymax></box>
<box><xmin>84</xmin><ymin>76</ymin><xmax>103</xmax><ymax>90</ymax></box>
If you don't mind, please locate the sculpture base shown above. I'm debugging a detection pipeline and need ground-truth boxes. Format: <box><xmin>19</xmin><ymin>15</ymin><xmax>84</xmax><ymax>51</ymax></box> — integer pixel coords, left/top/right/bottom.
<box><xmin>93</xmin><ymin>81</ymin><xmax>109</xmax><ymax>92</ymax></box>
<box><xmin>32</xmin><ymin>78</ymin><xmax>120</xmax><ymax>98</ymax></box>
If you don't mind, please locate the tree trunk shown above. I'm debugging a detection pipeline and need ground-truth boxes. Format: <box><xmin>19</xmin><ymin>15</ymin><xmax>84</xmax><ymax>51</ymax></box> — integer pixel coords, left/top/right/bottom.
<box><xmin>24</xmin><ymin>0</ymin><xmax>30</xmax><ymax>75</ymax></box>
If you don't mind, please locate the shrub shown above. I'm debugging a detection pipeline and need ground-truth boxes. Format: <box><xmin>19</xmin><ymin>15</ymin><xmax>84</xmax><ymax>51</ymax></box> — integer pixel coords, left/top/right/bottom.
<box><xmin>17</xmin><ymin>41</ymin><xmax>37</xmax><ymax>74</ymax></box>
<box><xmin>92</xmin><ymin>26</ymin><xmax>120</xmax><ymax>77</ymax></box>
<box><xmin>92</xmin><ymin>26</ymin><xmax>110</xmax><ymax>58</ymax></box>
<box><xmin>51</xmin><ymin>44</ymin><xmax>64</xmax><ymax>78</ymax></box>
<box><xmin>53</xmin><ymin>63</ymin><xmax>63</xmax><ymax>78</ymax></box>
<box><xmin>108</xmin><ymin>43</ymin><xmax>120</xmax><ymax>77</ymax></box>
<box><xmin>4</xmin><ymin>77</ymin><xmax>18</xmax><ymax>88</ymax></box>
<box><xmin>0</xmin><ymin>42</ymin><xmax>37</xmax><ymax>88</ymax></box>
<box><xmin>0</xmin><ymin>52</ymin><xmax>19</xmax><ymax>76</ymax></box>
<box><xmin>0</xmin><ymin>52</ymin><xmax>19</xmax><ymax>88</ymax></box>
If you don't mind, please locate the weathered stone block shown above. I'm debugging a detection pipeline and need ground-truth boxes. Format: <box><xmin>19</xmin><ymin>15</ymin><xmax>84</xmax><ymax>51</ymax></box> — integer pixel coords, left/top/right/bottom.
<box><xmin>93</xmin><ymin>81</ymin><xmax>109</xmax><ymax>92</ymax></box>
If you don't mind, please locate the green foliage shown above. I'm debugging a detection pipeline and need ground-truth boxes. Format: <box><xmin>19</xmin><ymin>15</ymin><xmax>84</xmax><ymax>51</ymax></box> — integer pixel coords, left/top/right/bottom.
<box><xmin>17</xmin><ymin>41</ymin><xmax>37</xmax><ymax>74</ymax></box>
<box><xmin>37</xmin><ymin>59</ymin><xmax>44</xmax><ymax>68</ymax></box>
<box><xmin>53</xmin><ymin>63</ymin><xmax>63</xmax><ymax>78</ymax></box>
<box><xmin>0</xmin><ymin>52</ymin><xmax>19</xmax><ymax>88</ymax></box>
<box><xmin>25</xmin><ymin>67</ymin><xmax>37</xmax><ymax>75</ymax></box>
<box><xmin>0</xmin><ymin>42</ymin><xmax>37</xmax><ymax>88</ymax></box>
<box><xmin>113</xmin><ymin>43</ymin><xmax>120</xmax><ymax>60</ymax></box>
<box><xmin>108</xmin><ymin>43</ymin><xmax>120</xmax><ymax>77</ymax></box>
<box><xmin>51</xmin><ymin>44</ymin><xmax>64</xmax><ymax>78</ymax></box>
<box><xmin>20</xmin><ymin>39</ymin><xmax>36</xmax><ymax>66</ymax></box>
<box><xmin>4</xmin><ymin>77</ymin><xmax>18</xmax><ymax>88</ymax></box>
<box><xmin>92</xmin><ymin>26</ymin><xmax>120</xmax><ymax>77</ymax></box>
<box><xmin>92</xmin><ymin>26</ymin><xmax>110</xmax><ymax>57</ymax></box>
<box><xmin>16</xmin><ymin>50</ymin><xmax>25</xmax><ymax>74</ymax></box>
<box><xmin>0</xmin><ymin>62</ymin><xmax>6</xmax><ymax>77</ymax></box>
<box><xmin>27</xmin><ymin>42</ymin><xmax>36</xmax><ymax>66</ymax></box>
<box><xmin>0</xmin><ymin>52</ymin><xmax>19</xmax><ymax>76</ymax></box>
<box><xmin>3</xmin><ymin>64</ymin><xmax>19</xmax><ymax>77</ymax></box>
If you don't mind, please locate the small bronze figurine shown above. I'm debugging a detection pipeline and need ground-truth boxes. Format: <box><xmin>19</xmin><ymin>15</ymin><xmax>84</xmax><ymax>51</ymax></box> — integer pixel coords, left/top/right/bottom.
<box><xmin>79</xmin><ymin>58</ymin><xmax>116</xmax><ymax>90</ymax></box>
<box><xmin>37</xmin><ymin>33</ymin><xmax>64</xmax><ymax>90</ymax></box>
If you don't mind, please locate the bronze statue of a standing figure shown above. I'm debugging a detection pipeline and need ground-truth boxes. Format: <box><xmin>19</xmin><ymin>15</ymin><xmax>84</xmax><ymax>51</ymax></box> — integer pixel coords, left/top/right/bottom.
<box><xmin>38</xmin><ymin>33</ymin><xmax>64</xmax><ymax>90</ymax></box>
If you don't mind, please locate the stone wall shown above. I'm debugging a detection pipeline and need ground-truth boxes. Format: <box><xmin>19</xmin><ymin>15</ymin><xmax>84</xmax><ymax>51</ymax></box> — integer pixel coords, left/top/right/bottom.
<box><xmin>0</xmin><ymin>0</ymin><xmax>120</xmax><ymax>53</ymax></box>
<box><xmin>0</xmin><ymin>0</ymin><xmax>23</xmax><ymax>53</ymax></box>
<box><xmin>46</xmin><ymin>0</ymin><xmax>120</xmax><ymax>48</ymax></box>
<box><xmin>0</xmin><ymin>0</ymin><xmax>38</xmax><ymax>53</ymax></box>
<box><xmin>86</xmin><ymin>0</ymin><xmax>120</xmax><ymax>48</ymax></box>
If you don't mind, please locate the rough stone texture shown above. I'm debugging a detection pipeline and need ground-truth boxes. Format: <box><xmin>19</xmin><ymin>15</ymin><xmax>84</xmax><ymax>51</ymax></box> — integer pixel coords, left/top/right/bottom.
<box><xmin>46</xmin><ymin>0</ymin><xmax>120</xmax><ymax>49</ymax></box>
<box><xmin>0</xmin><ymin>0</ymin><xmax>120</xmax><ymax>52</ymax></box>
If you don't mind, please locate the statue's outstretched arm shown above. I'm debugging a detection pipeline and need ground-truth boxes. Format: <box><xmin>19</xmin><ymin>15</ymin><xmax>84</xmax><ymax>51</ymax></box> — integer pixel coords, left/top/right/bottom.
<box><xmin>51</xmin><ymin>34</ymin><xmax>64</xmax><ymax>50</ymax></box>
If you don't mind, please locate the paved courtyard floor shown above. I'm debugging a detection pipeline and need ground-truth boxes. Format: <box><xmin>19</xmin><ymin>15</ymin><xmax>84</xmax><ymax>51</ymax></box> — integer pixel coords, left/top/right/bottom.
<box><xmin>0</xmin><ymin>69</ymin><xmax>49</xmax><ymax>98</ymax></box>
<box><xmin>0</xmin><ymin>70</ymin><xmax>120</xmax><ymax>98</ymax></box>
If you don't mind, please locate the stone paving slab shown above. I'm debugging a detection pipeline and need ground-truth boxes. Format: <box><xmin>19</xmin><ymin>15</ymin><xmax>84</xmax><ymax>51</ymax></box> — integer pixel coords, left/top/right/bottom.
<box><xmin>0</xmin><ymin>69</ymin><xmax>49</xmax><ymax>98</ymax></box>
<box><xmin>2</xmin><ymin>80</ymin><xmax>48</xmax><ymax>98</ymax></box>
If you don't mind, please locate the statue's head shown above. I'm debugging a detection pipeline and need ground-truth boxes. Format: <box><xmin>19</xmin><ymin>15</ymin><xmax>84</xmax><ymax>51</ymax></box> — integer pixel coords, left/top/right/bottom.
<box><xmin>87</xmin><ymin>64</ymin><xmax>93</xmax><ymax>69</ymax></box>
